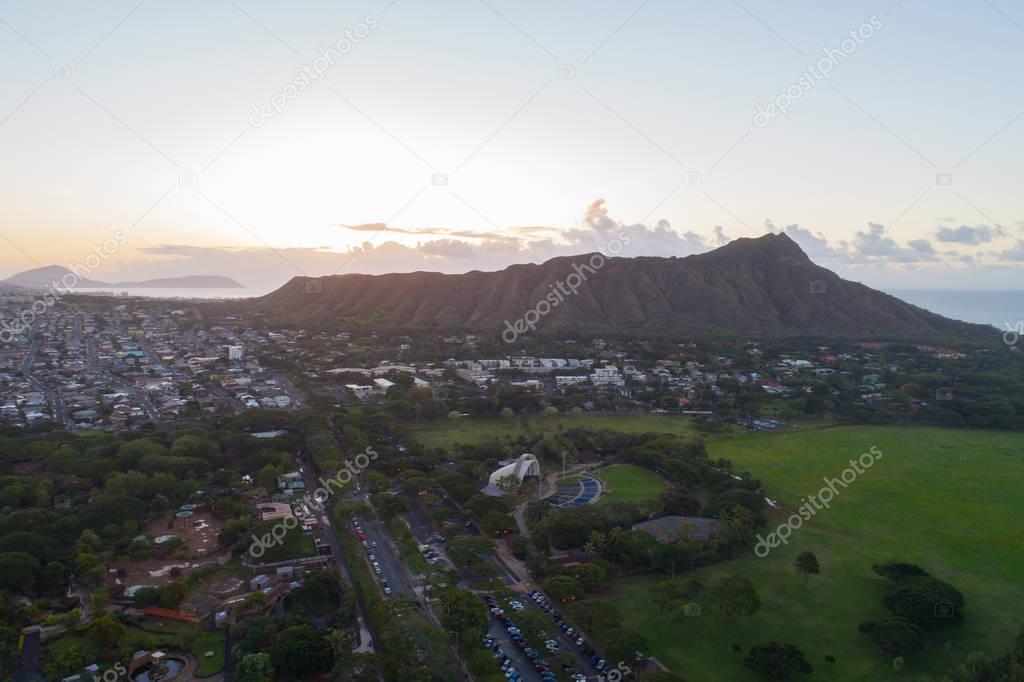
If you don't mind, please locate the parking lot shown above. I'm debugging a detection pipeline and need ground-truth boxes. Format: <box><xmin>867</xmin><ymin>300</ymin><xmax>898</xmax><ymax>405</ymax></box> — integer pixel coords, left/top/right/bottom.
<box><xmin>522</xmin><ymin>590</ymin><xmax>602</xmax><ymax>679</ymax></box>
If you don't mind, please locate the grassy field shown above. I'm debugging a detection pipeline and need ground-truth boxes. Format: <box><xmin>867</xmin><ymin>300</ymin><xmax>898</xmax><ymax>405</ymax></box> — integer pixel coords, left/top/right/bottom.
<box><xmin>387</xmin><ymin>515</ymin><xmax>430</xmax><ymax>574</ymax></box>
<box><xmin>250</xmin><ymin>519</ymin><xmax>316</xmax><ymax>563</ymax></box>
<box><xmin>45</xmin><ymin>623</ymin><xmax>188</xmax><ymax>669</ymax></box>
<box><xmin>591</xmin><ymin>463</ymin><xmax>667</xmax><ymax>505</ymax></box>
<box><xmin>407</xmin><ymin>413</ymin><xmax>710</xmax><ymax>449</ymax></box>
<box><xmin>191</xmin><ymin>630</ymin><xmax>225</xmax><ymax>677</ymax></box>
<box><xmin>594</xmin><ymin>425</ymin><xmax>1024</xmax><ymax>682</ymax></box>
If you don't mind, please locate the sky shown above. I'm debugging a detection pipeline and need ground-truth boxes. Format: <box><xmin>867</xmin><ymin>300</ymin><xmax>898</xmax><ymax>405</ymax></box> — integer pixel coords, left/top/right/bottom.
<box><xmin>1</xmin><ymin>0</ymin><xmax>1023</xmax><ymax>291</ymax></box>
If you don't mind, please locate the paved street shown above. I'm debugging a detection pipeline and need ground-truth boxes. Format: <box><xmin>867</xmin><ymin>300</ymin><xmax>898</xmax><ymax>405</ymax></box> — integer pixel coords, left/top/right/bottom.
<box><xmin>295</xmin><ymin>454</ymin><xmax>375</xmax><ymax>653</ymax></box>
<box><xmin>348</xmin><ymin>506</ymin><xmax>416</xmax><ymax>598</ymax></box>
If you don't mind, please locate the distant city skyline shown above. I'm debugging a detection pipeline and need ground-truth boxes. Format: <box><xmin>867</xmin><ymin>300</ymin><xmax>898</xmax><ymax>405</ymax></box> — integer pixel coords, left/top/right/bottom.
<box><xmin>1</xmin><ymin>0</ymin><xmax>1023</xmax><ymax>290</ymax></box>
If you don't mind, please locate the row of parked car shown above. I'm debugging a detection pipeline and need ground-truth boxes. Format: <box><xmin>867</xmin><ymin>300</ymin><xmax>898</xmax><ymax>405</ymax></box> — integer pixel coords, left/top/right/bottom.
<box><xmin>484</xmin><ymin>594</ymin><xmax>564</xmax><ymax>682</ymax></box>
<box><xmin>527</xmin><ymin>591</ymin><xmax>610</xmax><ymax>674</ymax></box>
<box><xmin>352</xmin><ymin>516</ymin><xmax>391</xmax><ymax>595</ymax></box>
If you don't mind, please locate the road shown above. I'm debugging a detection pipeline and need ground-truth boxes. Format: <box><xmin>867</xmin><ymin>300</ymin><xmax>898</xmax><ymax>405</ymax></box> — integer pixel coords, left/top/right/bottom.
<box><xmin>12</xmin><ymin>628</ymin><xmax>43</xmax><ymax>682</ymax></box>
<box><xmin>21</xmin><ymin>339</ymin><xmax>67</xmax><ymax>429</ymax></box>
<box><xmin>19</xmin><ymin>339</ymin><xmax>38</xmax><ymax>377</ymax></box>
<box><xmin>349</xmin><ymin>506</ymin><xmax>416</xmax><ymax>598</ymax></box>
<box><xmin>132</xmin><ymin>335</ymin><xmax>163</xmax><ymax>423</ymax></box>
<box><xmin>131</xmin><ymin>386</ymin><xmax>161</xmax><ymax>423</ymax></box>
<box><xmin>272</xmin><ymin>372</ymin><xmax>305</xmax><ymax>409</ymax></box>
<box><xmin>295</xmin><ymin>453</ymin><xmax>375</xmax><ymax>653</ymax></box>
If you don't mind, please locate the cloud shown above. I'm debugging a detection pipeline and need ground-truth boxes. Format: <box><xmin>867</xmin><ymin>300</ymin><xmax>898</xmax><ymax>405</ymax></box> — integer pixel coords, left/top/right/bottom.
<box><xmin>850</xmin><ymin>222</ymin><xmax>938</xmax><ymax>263</ymax></box>
<box><xmin>112</xmin><ymin>203</ymin><xmax>1024</xmax><ymax>290</ymax></box>
<box><xmin>564</xmin><ymin>197</ymin><xmax>709</xmax><ymax>255</ymax></box>
<box><xmin>908</xmin><ymin>239</ymin><xmax>936</xmax><ymax>255</ymax></box>
<box><xmin>935</xmin><ymin>224</ymin><xmax>1004</xmax><ymax>245</ymax></box>
<box><xmin>339</xmin><ymin>223</ymin><xmax>518</xmax><ymax>242</ymax></box>
<box><xmin>772</xmin><ymin>222</ymin><xmax>847</xmax><ymax>261</ymax></box>
<box><xmin>711</xmin><ymin>225</ymin><xmax>730</xmax><ymax>246</ymax></box>
<box><xmin>418</xmin><ymin>239</ymin><xmax>484</xmax><ymax>258</ymax></box>
<box><xmin>998</xmin><ymin>240</ymin><xmax>1024</xmax><ymax>261</ymax></box>
<box><xmin>121</xmin><ymin>200</ymin><xmax>731</xmax><ymax>288</ymax></box>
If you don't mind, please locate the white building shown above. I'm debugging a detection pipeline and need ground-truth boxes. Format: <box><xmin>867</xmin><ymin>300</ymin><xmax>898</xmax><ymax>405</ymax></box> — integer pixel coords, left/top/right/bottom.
<box><xmin>228</xmin><ymin>345</ymin><xmax>245</xmax><ymax>361</ymax></box>
<box><xmin>590</xmin><ymin>365</ymin><xmax>625</xmax><ymax>386</ymax></box>
<box><xmin>484</xmin><ymin>454</ymin><xmax>541</xmax><ymax>496</ymax></box>
<box><xmin>345</xmin><ymin>384</ymin><xmax>375</xmax><ymax>399</ymax></box>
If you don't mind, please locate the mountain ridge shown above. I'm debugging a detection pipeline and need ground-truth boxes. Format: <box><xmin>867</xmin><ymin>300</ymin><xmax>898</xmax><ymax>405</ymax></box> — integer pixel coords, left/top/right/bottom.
<box><xmin>245</xmin><ymin>233</ymin><xmax>995</xmax><ymax>342</ymax></box>
<box><xmin>3</xmin><ymin>266</ymin><xmax>243</xmax><ymax>289</ymax></box>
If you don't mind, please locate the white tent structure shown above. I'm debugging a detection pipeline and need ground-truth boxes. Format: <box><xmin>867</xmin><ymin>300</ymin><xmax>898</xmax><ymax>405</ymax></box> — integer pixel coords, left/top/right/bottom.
<box><xmin>483</xmin><ymin>453</ymin><xmax>540</xmax><ymax>496</ymax></box>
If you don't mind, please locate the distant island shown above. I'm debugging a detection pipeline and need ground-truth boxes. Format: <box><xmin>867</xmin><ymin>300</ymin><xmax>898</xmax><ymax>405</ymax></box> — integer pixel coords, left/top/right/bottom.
<box><xmin>3</xmin><ymin>265</ymin><xmax>243</xmax><ymax>290</ymax></box>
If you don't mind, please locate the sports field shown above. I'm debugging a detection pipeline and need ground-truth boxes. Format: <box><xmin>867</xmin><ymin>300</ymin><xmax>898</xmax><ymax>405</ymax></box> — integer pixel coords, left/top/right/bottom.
<box><xmin>594</xmin><ymin>425</ymin><xmax>1024</xmax><ymax>681</ymax></box>
<box><xmin>591</xmin><ymin>463</ymin><xmax>667</xmax><ymax>505</ymax></box>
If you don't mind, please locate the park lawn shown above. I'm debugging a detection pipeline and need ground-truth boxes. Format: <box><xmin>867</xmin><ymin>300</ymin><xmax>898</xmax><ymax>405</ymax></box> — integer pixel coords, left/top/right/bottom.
<box><xmin>595</xmin><ymin>425</ymin><xmax>1024</xmax><ymax>682</ymax></box>
<box><xmin>250</xmin><ymin>520</ymin><xmax>316</xmax><ymax>563</ymax></box>
<box><xmin>592</xmin><ymin>464</ymin><xmax>667</xmax><ymax>505</ymax></box>
<box><xmin>191</xmin><ymin>630</ymin><xmax>225</xmax><ymax>677</ymax></box>
<box><xmin>407</xmin><ymin>414</ymin><xmax>707</xmax><ymax>450</ymax></box>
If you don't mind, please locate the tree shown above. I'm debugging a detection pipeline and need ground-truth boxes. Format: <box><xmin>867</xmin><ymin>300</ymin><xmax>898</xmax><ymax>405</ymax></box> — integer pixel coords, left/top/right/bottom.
<box><xmin>363</xmin><ymin>471</ymin><xmax>391</xmax><ymax>494</ymax></box>
<box><xmin>872</xmin><ymin>562</ymin><xmax>929</xmax><ymax>581</ymax></box>
<box><xmin>707</xmin><ymin>574</ymin><xmax>760</xmax><ymax>622</ymax></box>
<box><xmin>494</xmin><ymin>474</ymin><xmax>521</xmax><ymax>495</ymax></box>
<box><xmin>794</xmin><ymin>552</ymin><xmax>820</xmax><ymax>585</ymax></box>
<box><xmin>235</xmin><ymin>652</ymin><xmax>275</xmax><ymax>682</ymax></box>
<box><xmin>480</xmin><ymin>511</ymin><xmax>516</xmax><ymax>537</ymax></box>
<box><xmin>438</xmin><ymin>588</ymin><xmax>487</xmax><ymax>633</ymax></box>
<box><xmin>87</xmin><ymin>615</ymin><xmax>126</xmax><ymax>650</ymax></box>
<box><xmin>72</xmin><ymin>552</ymin><xmax>104</xmax><ymax>586</ymax></box>
<box><xmin>881</xmin><ymin>575</ymin><xmax>965</xmax><ymax>629</ymax></box>
<box><xmin>0</xmin><ymin>552</ymin><xmax>40</xmax><ymax>594</ymax></box>
<box><xmin>574</xmin><ymin>563</ymin><xmax>607</xmax><ymax>592</ymax></box>
<box><xmin>43</xmin><ymin>644</ymin><xmax>88</xmax><ymax>680</ymax></box>
<box><xmin>604</xmin><ymin>628</ymin><xmax>648</xmax><ymax>664</ymax></box>
<box><xmin>858</xmin><ymin>617</ymin><xmax>926</xmax><ymax>657</ymax></box>
<box><xmin>650</xmin><ymin>578</ymin><xmax>702</xmax><ymax>618</ymax></box>
<box><xmin>658</xmin><ymin>487</ymin><xmax>701</xmax><ymax>517</ymax></box>
<box><xmin>654</xmin><ymin>541</ymin><xmax>693</xmax><ymax>578</ymax></box>
<box><xmin>743</xmin><ymin>642</ymin><xmax>813</xmax><ymax>679</ymax></box>
<box><xmin>447</xmin><ymin>536</ymin><xmax>496</xmax><ymax>567</ymax></box>
<box><xmin>269</xmin><ymin>625</ymin><xmax>334</xmax><ymax>677</ymax></box>
<box><xmin>232</xmin><ymin>616</ymin><xmax>279</xmax><ymax>655</ymax></box>
<box><xmin>543</xmin><ymin>576</ymin><xmax>583</xmax><ymax>603</ymax></box>
<box><xmin>290</xmin><ymin>570</ymin><xmax>342</xmax><ymax>615</ymax></box>
<box><xmin>158</xmin><ymin>582</ymin><xmax>187</xmax><ymax>609</ymax></box>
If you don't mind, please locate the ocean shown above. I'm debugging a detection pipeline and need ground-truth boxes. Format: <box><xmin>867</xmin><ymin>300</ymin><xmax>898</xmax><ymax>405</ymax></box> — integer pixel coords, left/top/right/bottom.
<box><xmin>887</xmin><ymin>289</ymin><xmax>1023</xmax><ymax>329</ymax></box>
<box><xmin>71</xmin><ymin>286</ymin><xmax>276</xmax><ymax>300</ymax></box>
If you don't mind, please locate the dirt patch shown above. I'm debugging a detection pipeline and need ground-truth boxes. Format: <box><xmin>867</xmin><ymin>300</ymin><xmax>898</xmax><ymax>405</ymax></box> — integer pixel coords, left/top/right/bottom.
<box><xmin>144</xmin><ymin>510</ymin><xmax>224</xmax><ymax>558</ymax></box>
<box><xmin>109</xmin><ymin>511</ymin><xmax>228</xmax><ymax>595</ymax></box>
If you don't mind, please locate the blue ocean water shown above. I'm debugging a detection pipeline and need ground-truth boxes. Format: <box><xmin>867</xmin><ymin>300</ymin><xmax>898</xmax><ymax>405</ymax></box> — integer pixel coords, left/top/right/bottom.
<box><xmin>888</xmin><ymin>289</ymin><xmax>1023</xmax><ymax>329</ymax></box>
